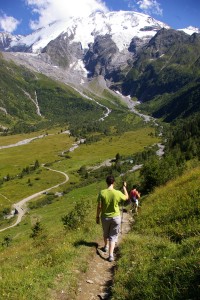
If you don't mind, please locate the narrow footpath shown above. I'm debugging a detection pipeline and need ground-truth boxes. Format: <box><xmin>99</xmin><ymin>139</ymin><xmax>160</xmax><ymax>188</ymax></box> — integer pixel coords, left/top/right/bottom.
<box><xmin>74</xmin><ymin>209</ymin><xmax>133</xmax><ymax>300</ymax></box>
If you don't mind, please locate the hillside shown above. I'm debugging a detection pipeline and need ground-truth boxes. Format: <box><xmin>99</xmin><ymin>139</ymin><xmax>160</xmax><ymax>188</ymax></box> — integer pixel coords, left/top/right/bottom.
<box><xmin>0</xmin><ymin>53</ymin><xmax>107</xmax><ymax>133</ymax></box>
<box><xmin>0</xmin><ymin>107</ymin><xmax>160</xmax><ymax>299</ymax></box>
<box><xmin>0</xmin><ymin>145</ymin><xmax>199</xmax><ymax>299</ymax></box>
<box><xmin>112</xmin><ymin>165</ymin><xmax>200</xmax><ymax>299</ymax></box>
<box><xmin>118</xmin><ymin>29</ymin><xmax>200</xmax><ymax>121</ymax></box>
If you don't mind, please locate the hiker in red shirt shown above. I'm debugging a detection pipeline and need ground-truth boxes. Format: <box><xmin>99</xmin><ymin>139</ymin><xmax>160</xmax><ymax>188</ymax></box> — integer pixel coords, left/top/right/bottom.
<box><xmin>129</xmin><ymin>185</ymin><xmax>141</xmax><ymax>214</ymax></box>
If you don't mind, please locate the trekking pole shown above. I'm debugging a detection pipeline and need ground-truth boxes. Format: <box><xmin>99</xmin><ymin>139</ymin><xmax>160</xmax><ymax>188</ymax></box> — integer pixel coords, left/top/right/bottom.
<box><xmin>120</xmin><ymin>180</ymin><xmax>126</xmax><ymax>234</ymax></box>
<box><xmin>121</xmin><ymin>202</ymin><xmax>124</xmax><ymax>234</ymax></box>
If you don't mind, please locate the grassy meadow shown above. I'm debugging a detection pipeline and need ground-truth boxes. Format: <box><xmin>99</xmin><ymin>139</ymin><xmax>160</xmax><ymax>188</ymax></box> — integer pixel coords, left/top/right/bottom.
<box><xmin>1</xmin><ymin>109</ymin><xmax>199</xmax><ymax>300</ymax></box>
<box><xmin>0</xmin><ymin>163</ymin><xmax>199</xmax><ymax>300</ymax></box>
<box><xmin>0</xmin><ymin>122</ymin><xmax>199</xmax><ymax>299</ymax></box>
<box><xmin>0</xmin><ymin>182</ymin><xmax>102</xmax><ymax>299</ymax></box>
<box><xmin>111</xmin><ymin>166</ymin><xmax>200</xmax><ymax>300</ymax></box>
<box><xmin>64</xmin><ymin>127</ymin><xmax>157</xmax><ymax>171</ymax></box>
<box><xmin>0</xmin><ymin>125</ymin><xmax>158</xmax><ymax>209</ymax></box>
<box><xmin>0</xmin><ymin>120</ymin><xmax>159</xmax><ymax>298</ymax></box>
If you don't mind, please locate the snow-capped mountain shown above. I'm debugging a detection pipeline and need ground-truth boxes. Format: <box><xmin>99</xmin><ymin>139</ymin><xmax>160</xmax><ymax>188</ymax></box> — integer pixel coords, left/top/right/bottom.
<box><xmin>9</xmin><ymin>11</ymin><xmax>170</xmax><ymax>53</ymax></box>
<box><xmin>6</xmin><ymin>11</ymin><xmax>171</xmax><ymax>80</ymax></box>
<box><xmin>2</xmin><ymin>10</ymin><xmax>200</xmax><ymax>87</ymax></box>
<box><xmin>0</xmin><ymin>32</ymin><xmax>22</xmax><ymax>51</ymax></box>
<box><xmin>178</xmin><ymin>26</ymin><xmax>200</xmax><ymax>35</ymax></box>
<box><xmin>1</xmin><ymin>10</ymin><xmax>200</xmax><ymax>127</ymax></box>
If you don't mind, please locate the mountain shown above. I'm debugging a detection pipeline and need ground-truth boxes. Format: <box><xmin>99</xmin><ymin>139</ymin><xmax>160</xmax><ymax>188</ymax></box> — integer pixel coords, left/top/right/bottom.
<box><xmin>117</xmin><ymin>28</ymin><xmax>200</xmax><ymax>121</ymax></box>
<box><xmin>121</xmin><ymin>28</ymin><xmax>200</xmax><ymax>96</ymax></box>
<box><xmin>178</xmin><ymin>26</ymin><xmax>200</xmax><ymax>35</ymax></box>
<box><xmin>1</xmin><ymin>10</ymin><xmax>200</xmax><ymax>125</ymax></box>
<box><xmin>0</xmin><ymin>11</ymin><xmax>170</xmax><ymax>80</ymax></box>
<box><xmin>0</xmin><ymin>53</ymin><xmax>105</xmax><ymax>134</ymax></box>
<box><xmin>8</xmin><ymin>11</ymin><xmax>170</xmax><ymax>53</ymax></box>
<box><xmin>0</xmin><ymin>32</ymin><xmax>22</xmax><ymax>51</ymax></box>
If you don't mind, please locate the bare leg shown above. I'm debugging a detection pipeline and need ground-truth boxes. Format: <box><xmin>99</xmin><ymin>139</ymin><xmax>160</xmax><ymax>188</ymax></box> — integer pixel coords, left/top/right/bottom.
<box><xmin>104</xmin><ymin>237</ymin><xmax>108</xmax><ymax>248</ymax></box>
<box><xmin>109</xmin><ymin>241</ymin><xmax>115</xmax><ymax>257</ymax></box>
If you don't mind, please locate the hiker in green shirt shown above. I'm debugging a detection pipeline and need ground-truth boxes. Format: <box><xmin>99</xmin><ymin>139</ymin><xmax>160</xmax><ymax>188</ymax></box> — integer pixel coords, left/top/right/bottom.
<box><xmin>96</xmin><ymin>175</ymin><xmax>128</xmax><ymax>262</ymax></box>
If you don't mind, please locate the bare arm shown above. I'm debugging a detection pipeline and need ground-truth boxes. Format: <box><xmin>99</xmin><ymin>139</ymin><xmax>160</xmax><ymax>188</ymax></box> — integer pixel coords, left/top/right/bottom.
<box><xmin>122</xmin><ymin>182</ymin><xmax>129</xmax><ymax>200</ymax></box>
<box><xmin>96</xmin><ymin>201</ymin><xmax>101</xmax><ymax>224</ymax></box>
<box><xmin>137</xmin><ymin>190</ymin><xmax>141</xmax><ymax>198</ymax></box>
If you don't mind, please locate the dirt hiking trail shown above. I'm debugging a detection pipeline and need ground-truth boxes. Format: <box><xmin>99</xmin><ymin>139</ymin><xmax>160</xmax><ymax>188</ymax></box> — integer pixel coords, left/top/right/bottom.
<box><xmin>74</xmin><ymin>209</ymin><xmax>133</xmax><ymax>300</ymax></box>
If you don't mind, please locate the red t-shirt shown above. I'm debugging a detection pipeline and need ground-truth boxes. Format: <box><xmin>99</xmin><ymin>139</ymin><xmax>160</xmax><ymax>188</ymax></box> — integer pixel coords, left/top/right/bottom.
<box><xmin>130</xmin><ymin>189</ymin><xmax>140</xmax><ymax>200</ymax></box>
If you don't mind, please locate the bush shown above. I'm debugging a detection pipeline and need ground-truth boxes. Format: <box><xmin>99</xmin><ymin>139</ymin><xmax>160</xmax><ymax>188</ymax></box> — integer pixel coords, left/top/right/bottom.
<box><xmin>140</xmin><ymin>155</ymin><xmax>185</xmax><ymax>193</ymax></box>
<box><xmin>30</xmin><ymin>221</ymin><xmax>43</xmax><ymax>238</ymax></box>
<box><xmin>61</xmin><ymin>200</ymin><xmax>92</xmax><ymax>230</ymax></box>
<box><xmin>2</xmin><ymin>235</ymin><xmax>12</xmax><ymax>247</ymax></box>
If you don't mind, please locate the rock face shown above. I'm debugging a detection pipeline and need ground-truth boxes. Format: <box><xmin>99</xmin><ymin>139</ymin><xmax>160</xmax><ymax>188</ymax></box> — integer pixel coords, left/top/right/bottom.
<box><xmin>142</xmin><ymin>28</ymin><xmax>190</xmax><ymax>58</ymax></box>
<box><xmin>1</xmin><ymin>11</ymin><xmax>170</xmax><ymax>78</ymax></box>
<box><xmin>84</xmin><ymin>34</ymin><xmax>119</xmax><ymax>77</ymax></box>
<box><xmin>42</xmin><ymin>32</ymin><xmax>83</xmax><ymax>69</ymax></box>
<box><xmin>128</xmin><ymin>37</ymin><xmax>147</xmax><ymax>54</ymax></box>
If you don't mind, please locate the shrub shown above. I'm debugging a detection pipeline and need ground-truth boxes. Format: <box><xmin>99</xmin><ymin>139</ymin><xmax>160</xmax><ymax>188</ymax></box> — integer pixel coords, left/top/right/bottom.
<box><xmin>140</xmin><ymin>155</ymin><xmax>185</xmax><ymax>193</ymax></box>
<box><xmin>61</xmin><ymin>200</ymin><xmax>92</xmax><ymax>230</ymax></box>
<box><xmin>2</xmin><ymin>235</ymin><xmax>12</xmax><ymax>247</ymax></box>
<box><xmin>30</xmin><ymin>221</ymin><xmax>43</xmax><ymax>238</ymax></box>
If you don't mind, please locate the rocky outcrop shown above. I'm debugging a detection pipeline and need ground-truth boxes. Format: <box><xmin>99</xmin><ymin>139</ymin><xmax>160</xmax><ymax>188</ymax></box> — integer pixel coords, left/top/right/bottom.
<box><xmin>128</xmin><ymin>37</ymin><xmax>147</xmax><ymax>54</ymax></box>
<box><xmin>42</xmin><ymin>32</ymin><xmax>83</xmax><ymax>68</ymax></box>
<box><xmin>84</xmin><ymin>34</ymin><xmax>119</xmax><ymax>77</ymax></box>
<box><xmin>142</xmin><ymin>28</ymin><xmax>190</xmax><ymax>58</ymax></box>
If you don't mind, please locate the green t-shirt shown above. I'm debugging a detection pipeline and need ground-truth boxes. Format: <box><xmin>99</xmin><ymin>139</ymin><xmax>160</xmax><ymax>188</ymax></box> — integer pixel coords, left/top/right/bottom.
<box><xmin>97</xmin><ymin>188</ymin><xmax>127</xmax><ymax>218</ymax></box>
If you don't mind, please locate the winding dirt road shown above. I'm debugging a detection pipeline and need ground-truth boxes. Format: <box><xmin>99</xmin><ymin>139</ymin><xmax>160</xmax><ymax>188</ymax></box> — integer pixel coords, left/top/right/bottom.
<box><xmin>0</xmin><ymin>167</ymin><xmax>69</xmax><ymax>233</ymax></box>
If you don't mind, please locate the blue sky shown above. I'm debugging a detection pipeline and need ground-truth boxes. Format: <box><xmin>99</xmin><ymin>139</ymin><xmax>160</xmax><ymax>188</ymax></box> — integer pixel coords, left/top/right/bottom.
<box><xmin>0</xmin><ymin>0</ymin><xmax>200</xmax><ymax>35</ymax></box>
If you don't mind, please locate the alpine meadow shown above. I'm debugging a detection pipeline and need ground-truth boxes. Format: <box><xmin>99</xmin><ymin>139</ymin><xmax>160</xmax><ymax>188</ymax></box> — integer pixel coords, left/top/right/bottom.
<box><xmin>0</xmin><ymin>8</ymin><xmax>199</xmax><ymax>300</ymax></box>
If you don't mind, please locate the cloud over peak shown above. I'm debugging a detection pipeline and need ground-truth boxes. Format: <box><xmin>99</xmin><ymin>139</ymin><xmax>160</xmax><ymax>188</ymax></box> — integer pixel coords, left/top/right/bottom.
<box><xmin>25</xmin><ymin>0</ymin><xmax>109</xmax><ymax>30</ymax></box>
<box><xmin>0</xmin><ymin>13</ymin><xmax>20</xmax><ymax>33</ymax></box>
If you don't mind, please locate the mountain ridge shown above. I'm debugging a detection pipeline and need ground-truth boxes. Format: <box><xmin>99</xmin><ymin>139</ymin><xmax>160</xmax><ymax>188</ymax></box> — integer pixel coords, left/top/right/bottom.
<box><xmin>0</xmin><ymin>10</ymin><xmax>200</xmax><ymax>126</ymax></box>
<box><xmin>7</xmin><ymin>11</ymin><xmax>170</xmax><ymax>53</ymax></box>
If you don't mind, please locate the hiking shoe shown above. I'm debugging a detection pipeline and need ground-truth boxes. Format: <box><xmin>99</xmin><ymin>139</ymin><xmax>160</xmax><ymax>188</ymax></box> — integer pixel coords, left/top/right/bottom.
<box><xmin>108</xmin><ymin>256</ymin><xmax>114</xmax><ymax>262</ymax></box>
<box><xmin>100</xmin><ymin>246</ymin><xmax>108</xmax><ymax>253</ymax></box>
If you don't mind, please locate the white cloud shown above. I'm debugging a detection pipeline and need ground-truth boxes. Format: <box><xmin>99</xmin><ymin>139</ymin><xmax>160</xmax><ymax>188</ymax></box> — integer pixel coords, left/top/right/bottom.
<box><xmin>124</xmin><ymin>0</ymin><xmax>162</xmax><ymax>16</ymax></box>
<box><xmin>136</xmin><ymin>0</ymin><xmax>163</xmax><ymax>15</ymax></box>
<box><xmin>0</xmin><ymin>14</ymin><xmax>20</xmax><ymax>33</ymax></box>
<box><xmin>25</xmin><ymin>0</ymin><xmax>109</xmax><ymax>30</ymax></box>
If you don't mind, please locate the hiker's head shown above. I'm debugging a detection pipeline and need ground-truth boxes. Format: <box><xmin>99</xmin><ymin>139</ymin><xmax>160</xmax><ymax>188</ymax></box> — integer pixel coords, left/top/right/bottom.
<box><xmin>106</xmin><ymin>175</ymin><xmax>115</xmax><ymax>186</ymax></box>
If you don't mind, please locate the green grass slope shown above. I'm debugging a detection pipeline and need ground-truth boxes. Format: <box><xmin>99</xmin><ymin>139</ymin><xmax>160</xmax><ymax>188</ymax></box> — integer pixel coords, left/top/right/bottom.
<box><xmin>0</xmin><ymin>125</ymin><xmax>158</xmax><ymax>216</ymax></box>
<box><xmin>0</xmin><ymin>53</ymin><xmax>104</xmax><ymax>133</ymax></box>
<box><xmin>0</xmin><ymin>182</ymin><xmax>102</xmax><ymax>299</ymax></box>
<box><xmin>0</xmin><ymin>119</ymin><xmax>159</xmax><ymax>299</ymax></box>
<box><xmin>140</xmin><ymin>82</ymin><xmax>200</xmax><ymax>122</ymax></box>
<box><xmin>112</xmin><ymin>166</ymin><xmax>200</xmax><ymax>300</ymax></box>
<box><xmin>120</xmin><ymin>29</ymin><xmax>200</xmax><ymax>122</ymax></box>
